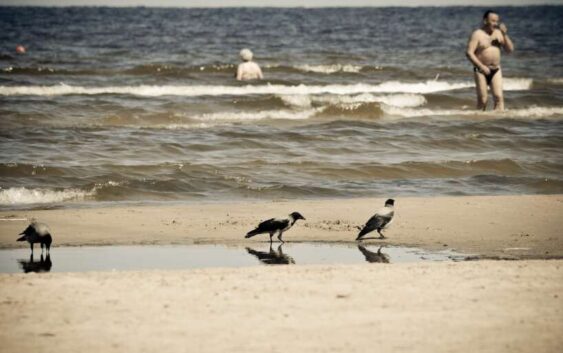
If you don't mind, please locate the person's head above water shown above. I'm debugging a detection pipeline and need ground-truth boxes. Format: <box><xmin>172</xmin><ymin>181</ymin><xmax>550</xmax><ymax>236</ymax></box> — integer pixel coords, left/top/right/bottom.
<box><xmin>482</xmin><ymin>10</ymin><xmax>500</xmax><ymax>30</ymax></box>
<box><xmin>240</xmin><ymin>48</ymin><xmax>253</xmax><ymax>62</ymax></box>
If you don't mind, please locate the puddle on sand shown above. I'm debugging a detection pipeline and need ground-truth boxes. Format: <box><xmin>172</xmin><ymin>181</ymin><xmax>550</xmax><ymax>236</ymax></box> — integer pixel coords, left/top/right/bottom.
<box><xmin>0</xmin><ymin>243</ymin><xmax>469</xmax><ymax>274</ymax></box>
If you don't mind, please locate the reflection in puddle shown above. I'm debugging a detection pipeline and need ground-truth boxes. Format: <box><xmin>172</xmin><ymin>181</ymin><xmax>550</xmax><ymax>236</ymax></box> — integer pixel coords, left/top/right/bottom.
<box><xmin>357</xmin><ymin>245</ymin><xmax>390</xmax><ymax>263</ymax></box>
<box><xmin>0</xmin><ymin>243</ymin><xmax>469</xmax><ymax>273</ymax></box>
<box><xmin>246</xmin><ymin>244</ymin><xmax>295</xmax><ymax>265</ymax></box>
<box><xmin>18</xmin><ymin>254</ymin><xmax>52</xmax><ymax>273</ymax></box>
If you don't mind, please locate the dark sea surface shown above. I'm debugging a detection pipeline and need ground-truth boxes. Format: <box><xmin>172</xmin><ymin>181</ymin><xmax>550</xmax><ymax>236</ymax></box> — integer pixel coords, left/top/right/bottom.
<box><xmin>0</xmin><ymin>6</ymin><xmax>562</xmax><ymax>209</ymax></box>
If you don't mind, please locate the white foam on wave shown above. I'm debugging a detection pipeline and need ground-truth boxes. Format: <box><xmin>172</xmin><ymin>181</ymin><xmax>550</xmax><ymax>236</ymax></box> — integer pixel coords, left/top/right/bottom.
<box><xmin>503</xmin><ymin>78</ymin><xmax>533</xmax><ymax>90</ymax></box>
<box><xmin>190</xmin><ymin>108</ymin><xmax>322</xmax><ymax>122</ymax></box>
<box><xmin>279</xmin><ymin>95</ymin><xmax>313</xmax><ymax>108</ymax></box>
<box><xmin>382</xmin><ymin>105</ymin><xmax>563</xmax><ymax>118</ymax></box>
<box><xmin>278</xmin><ymin>93</ymin><xmax>426</xmax><ymax>111</ymax></box>
<box><xmin>294</xmin><ymin>64</ymin><xmax>365</xmax><ymax>74</ymax></box>
<box><xmin>0</xmin><ymin>78</ymin><xmax>532</xmax><ymax>97</ymax></box>
<box><xmin>547</xmin><ymin>78</ymin><xmax>563</xmax><ymax>85</ymax></box>
<box><xmin>0</xmin><ymin>187</ymin><xmax>94</xmax><ymax>205</ymax></box>
<box><xmin>314</xmin><ymin>93</ymin><xmax>427</xmax><ymax>108</ymax></box>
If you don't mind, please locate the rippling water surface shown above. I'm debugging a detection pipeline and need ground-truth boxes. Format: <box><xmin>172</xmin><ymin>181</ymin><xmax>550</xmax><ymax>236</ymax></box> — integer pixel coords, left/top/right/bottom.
<box><xmin>1</xmin><ymin>6</ymin><xmax>562</xmax><ymax>208</ymax></box>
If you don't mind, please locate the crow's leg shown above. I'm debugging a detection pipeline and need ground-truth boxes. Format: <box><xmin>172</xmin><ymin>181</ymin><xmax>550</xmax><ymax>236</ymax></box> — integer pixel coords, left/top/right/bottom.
<box><xmin>277</xmin><ymin>231</ymin><xmax>285</xmax><ymax>243</ymax></box>
<box><xmin>377</xmin><ymin>229</ymin><xmax>386</xmax><ymax>239</ymax></box>
<box><xmin>269</xmin><ymin>232</ymin><xmax>274</xmax><ymax>243</ymax></box>
<box><xmin>30</xmin><ymin>243</ymin><xmax>34</xmax><ymax>255</ymax></box>
<box><xmin>41</xmin><ymin>243</ymin><xmax>44</xmax><ymax>254</ymax></box>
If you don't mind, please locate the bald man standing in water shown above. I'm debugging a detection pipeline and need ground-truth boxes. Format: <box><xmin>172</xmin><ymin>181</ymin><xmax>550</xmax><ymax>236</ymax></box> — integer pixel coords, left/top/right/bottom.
<box><xmin>466</xmin><ymin>10</ymin><xmax>514</xmax><ymax>111</ymax></box>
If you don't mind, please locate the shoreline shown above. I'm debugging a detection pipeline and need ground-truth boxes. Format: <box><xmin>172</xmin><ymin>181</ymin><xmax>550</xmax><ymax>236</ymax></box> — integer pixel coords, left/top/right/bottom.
<box><xmin>1</xmin><ymin>194</ymin><xmax>561</xmax><ymax>259</ymax></box>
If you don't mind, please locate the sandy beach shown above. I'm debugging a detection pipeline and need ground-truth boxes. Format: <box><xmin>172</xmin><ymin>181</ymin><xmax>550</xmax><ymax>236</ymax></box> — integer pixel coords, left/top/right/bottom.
<box><xmin>1</xmin><ymin>261</ymin><xmax>562</xmax><ymax>353</ymax></box>
<box><xmin>1</xmin><ymin>195</ymin><xmax>562</xmax><ymax>258</ymax></box>
<box><xmin>1</xmin><ymin>195</ymin><xmax>563</xmax><ymax>352</ymax></box>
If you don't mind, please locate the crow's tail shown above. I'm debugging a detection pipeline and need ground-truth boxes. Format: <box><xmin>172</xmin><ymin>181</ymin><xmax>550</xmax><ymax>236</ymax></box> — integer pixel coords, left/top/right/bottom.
<box><xmin>356</xmin><ymin>227</ymin><xmax>368</xmax><ymax>241</ymax></box>
<box><xmin>245</xmin><ymin>229</ymin><xmax>260</xmax><ymax>238</ymax></box>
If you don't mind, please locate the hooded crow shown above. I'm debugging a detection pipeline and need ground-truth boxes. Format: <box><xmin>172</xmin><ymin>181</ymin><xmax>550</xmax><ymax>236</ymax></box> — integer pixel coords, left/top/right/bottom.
<box><xmin>17</xmin><ymin>221</ymin><xmax>52</xmax><ymax>254</ymax></box>
<box><xmin>356</xmin><ymin>199</ymin><xmax>395</xmax><ymax>240</ymax></box>
<box><xmin>245</xmin><ymin>212</ymin><xmax>305</xmax><ymax>243</ymax></box>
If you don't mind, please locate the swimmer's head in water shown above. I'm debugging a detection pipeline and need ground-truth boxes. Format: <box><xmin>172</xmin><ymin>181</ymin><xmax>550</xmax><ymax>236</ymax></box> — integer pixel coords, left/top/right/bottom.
<box><xmin>240</xmin><ymin>48</ymin><xmax>253</xmax><ymax>62</ymax></box>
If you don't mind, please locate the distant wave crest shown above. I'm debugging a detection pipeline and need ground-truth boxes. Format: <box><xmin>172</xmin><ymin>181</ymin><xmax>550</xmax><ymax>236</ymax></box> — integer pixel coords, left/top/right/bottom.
<box><xmin>0</xmin><ymin>79</ymin><xmax>532</xmax><ymax>97</ymax></box>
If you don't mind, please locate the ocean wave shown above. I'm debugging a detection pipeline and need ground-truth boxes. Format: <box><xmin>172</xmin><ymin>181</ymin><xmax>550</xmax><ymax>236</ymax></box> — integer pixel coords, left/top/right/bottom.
<box><xmin>190</xmin><ymin>108</ymin><xmax>322</xmax><ymax>122</ymax></box>
<box><xmin>279</xmin><ymin>94</ymin><xmax>313</xmax><ymax>108</ymax></box>
<box><xmin>124</xmin><ymin>63</ymin><xmax>235</xmax><ymax>75</ymax></box>
<box><xmin>1</xmin><ymin>63</ymin><xmax>376</xmax><ymax>76</ymax></box>
<box><xmin>0</xmin><ymin>187</ymin><xmax>94</xmax><ymax>205</ymax></box>
<box><xmin>293</xmin><ymin>64</ymin><xmax>366</xmax><ymax>74</ymax></box>
<box><xmin>503</xmin><ymin>78</ymin><xmax>533</xmax><ymax>90</ymax></box>
<box><xmin>1</xmin><ymin>79</ymin><xmax>524</xmax><ymax>97</ymax></box>
<box><xmin>314</xmin><ymin>93</ymin><xmax>427</xmax><ymax>108</ymax></box>
<box><xmin>382</xmin><ymin>105</ymin><xmax>563</xmax><ymax>118</ymax></box>
<box><xmin>278</xmin><ymin>93</ymin><xmax>426</xmax><ymax>109</ymax></box>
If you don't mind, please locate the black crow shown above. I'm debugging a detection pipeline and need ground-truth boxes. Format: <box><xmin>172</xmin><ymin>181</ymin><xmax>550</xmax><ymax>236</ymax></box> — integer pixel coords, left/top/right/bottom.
<box><xmin>17</xmin><ymin>221</ymin><xmax>53</xmax><ymax>254</ymax></box>
<box><xmin>356</xmin><ymin>199</ymin><xmax>395</xmax><ymax>240</ymax></box>
<box><xmin>245</xmin><ymin>212</ymin><xmax>305</xmax><ymax>243</ymax></box>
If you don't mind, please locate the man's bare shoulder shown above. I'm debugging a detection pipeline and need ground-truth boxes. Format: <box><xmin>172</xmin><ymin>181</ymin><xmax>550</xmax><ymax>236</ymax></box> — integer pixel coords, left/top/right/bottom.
<box><xmin>470</xmin><ymin>28</ymin><xmax>486</xmax><ymax>38</ymax></box>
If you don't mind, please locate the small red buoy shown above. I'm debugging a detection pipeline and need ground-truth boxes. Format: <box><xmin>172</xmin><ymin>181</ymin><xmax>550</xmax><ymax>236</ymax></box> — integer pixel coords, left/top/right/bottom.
<box><xmin>16</xmin><ymin>45</ymin><xmax>26</xmax><ymax>54</ymax></box>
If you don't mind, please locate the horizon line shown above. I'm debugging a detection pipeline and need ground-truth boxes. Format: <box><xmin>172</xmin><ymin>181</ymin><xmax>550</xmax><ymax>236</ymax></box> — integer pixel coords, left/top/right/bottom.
<box><xmin>0</xmin><ymin>3</ymin><xmax>561</xmax><ymax>7</ymax></box>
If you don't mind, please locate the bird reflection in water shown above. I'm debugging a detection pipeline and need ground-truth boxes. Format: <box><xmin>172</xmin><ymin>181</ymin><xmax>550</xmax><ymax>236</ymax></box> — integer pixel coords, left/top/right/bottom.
<box><xmin>357</xmin><ymin>245</ymin><xmax>390</xmax><ymax>263</ymax></box>
<box><xmin>18</xmin><ymin>253</ymin><xmax>52</xmax><ymax>273</ymax></box>
<box><xmin>246</xmin><ymin>244</ymin><xmax>295</xmax><ymax>265</ymax></box>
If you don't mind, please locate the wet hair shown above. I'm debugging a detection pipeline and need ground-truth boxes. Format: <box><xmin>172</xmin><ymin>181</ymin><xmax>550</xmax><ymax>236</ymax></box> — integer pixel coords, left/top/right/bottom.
<box><xmin>483</xmin><ymin>10</ymin><xmax>498</xmax><ymax>20</ymax></box>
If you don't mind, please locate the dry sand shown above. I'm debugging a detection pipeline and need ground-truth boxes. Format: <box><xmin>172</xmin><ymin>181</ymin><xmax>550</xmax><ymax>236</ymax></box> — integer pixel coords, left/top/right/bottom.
<box><xmin>1</xmin><ymin>195</ymin><xmax>562</xmax><ymax>352</ymax></box>
<box><xmin>1</xmin><ymin>261</ymin><xmax>562</xmax><ymax>353</ymax></box>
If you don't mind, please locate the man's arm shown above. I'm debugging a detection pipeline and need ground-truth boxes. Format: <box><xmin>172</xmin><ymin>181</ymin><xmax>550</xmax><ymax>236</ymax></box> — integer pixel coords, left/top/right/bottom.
<box><xmin>236</xmin><ymin>64</ymin><xmax>243</xmax><ymax>81</ymax></box>
<box><xmin>465</xmin><ymin>31</ymin><xmax>490</xmax><ymax>74</ymax></box>
<box><xmin>498</xmin><ymin>24</ymin><xmax>514</xmax><ymax>54</ymax></box>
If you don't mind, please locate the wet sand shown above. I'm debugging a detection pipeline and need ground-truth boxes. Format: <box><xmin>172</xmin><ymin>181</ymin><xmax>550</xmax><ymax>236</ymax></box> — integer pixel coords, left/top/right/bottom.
<box><xmin>1</xmin><ymin>195</ymin><xmax>562</xmax><ymax>352</ymax></box>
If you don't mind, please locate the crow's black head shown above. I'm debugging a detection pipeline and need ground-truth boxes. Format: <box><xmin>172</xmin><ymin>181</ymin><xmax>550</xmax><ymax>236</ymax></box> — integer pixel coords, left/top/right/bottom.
<box><xmin>290</xmin><ymin>212</ymin><xmax>306</xmax><ymax>221</ymax></box>
<box><xmin>385</xmin><ymin>199</ymin><xmax>395</xmax><ymax>206</ymax></box>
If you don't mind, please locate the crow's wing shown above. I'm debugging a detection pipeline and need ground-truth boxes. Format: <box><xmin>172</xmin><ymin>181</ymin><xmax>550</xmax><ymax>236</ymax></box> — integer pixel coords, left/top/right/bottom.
<box><xmin>357</xmin><ymin>208</ymin><xmax>393</xmax><ymax>238</ymax></box>
<box><xmin>257</xmin><ymin>218</ymin><xmax>288</xmax><ymax>233</ymax></box>
<box><xmin>246</xmin><ymin>218</ymin><xmax>289</xmax><ymax>237</ymax></box>
<box><xmin>357</xmin><ymin>215</ymin><xmax>385</xmax><ymax>238</ymax></box>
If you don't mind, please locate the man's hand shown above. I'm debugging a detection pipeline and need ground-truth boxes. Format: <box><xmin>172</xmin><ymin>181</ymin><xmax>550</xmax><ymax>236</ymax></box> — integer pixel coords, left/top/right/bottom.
<box><xmin>480</xmin><ymin>66</ymin><xmax>491</xmax><ymax>75</ymax></box>
<box><xmin>499</xmin><ymin>23</ymin><xmax>508</xmax><ymax>35</ymax></box>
